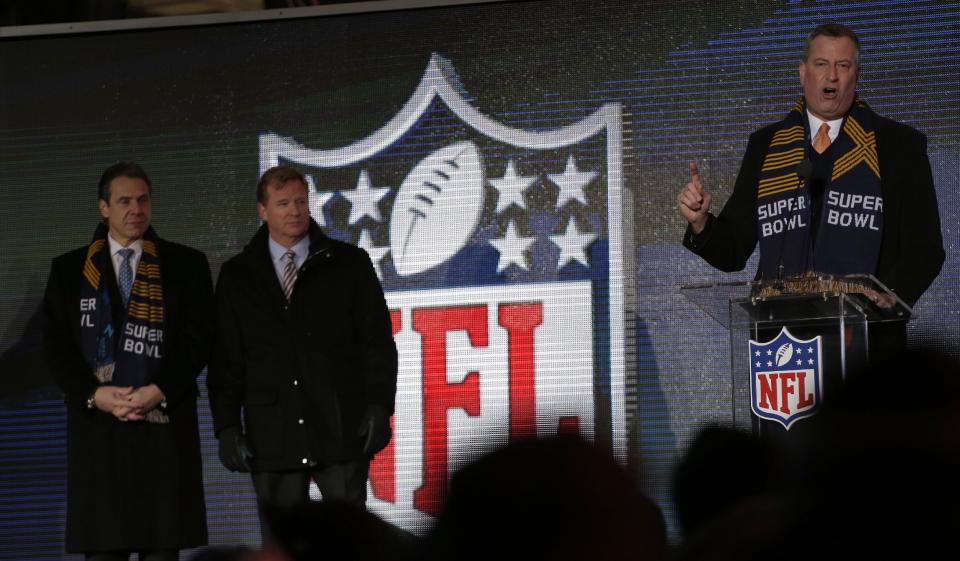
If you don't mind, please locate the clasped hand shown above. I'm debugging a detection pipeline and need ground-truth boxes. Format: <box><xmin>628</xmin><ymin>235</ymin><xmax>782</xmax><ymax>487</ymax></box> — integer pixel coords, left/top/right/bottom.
<box><xmin>92</xmin><ymin>384</ymin><xmax>165</xmax><ymax>421</ymax></box>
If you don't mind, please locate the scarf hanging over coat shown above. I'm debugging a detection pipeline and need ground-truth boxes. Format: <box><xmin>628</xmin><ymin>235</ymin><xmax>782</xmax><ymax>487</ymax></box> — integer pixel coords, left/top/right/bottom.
<box><xmin>755</xmin><ymin>97</ymin><xmax>883</xmax><ymax>280</ymax></box>
<box><xmin>79</xmin><ymin>223</ymin><xmax>168</xmax><ymax>423</ymax></box>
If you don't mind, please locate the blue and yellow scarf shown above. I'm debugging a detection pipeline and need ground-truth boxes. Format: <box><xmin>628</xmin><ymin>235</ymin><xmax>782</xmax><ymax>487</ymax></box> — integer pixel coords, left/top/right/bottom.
<box><xmin>756</xmin><ymin>97</ymin><xmax>883</xmax><ymax>280</ymax></box>
<box><xmin>79</xmin><ymin>223</ymin><xmax>167</xmax><ymax>419</ymax></box>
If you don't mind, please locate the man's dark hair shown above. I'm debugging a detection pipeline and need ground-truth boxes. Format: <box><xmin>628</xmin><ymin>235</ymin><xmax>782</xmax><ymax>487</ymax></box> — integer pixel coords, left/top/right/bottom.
<box><xmin>257</xmin><ymin>165</ymin><xmax>308</xmax><ymax>204</ymax></box>
<box><xmin>98</xmin><ymin>161</ymin><xmax>152</xmax><ymax>203</ymax></box>
<box><xmin>803</xmin><ymin>23</ymin><xmax>860</xmax><ymax>64</ymax></box>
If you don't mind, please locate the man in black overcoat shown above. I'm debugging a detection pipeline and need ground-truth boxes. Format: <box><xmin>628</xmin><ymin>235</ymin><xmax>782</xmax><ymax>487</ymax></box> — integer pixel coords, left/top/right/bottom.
<box><xmin>678</xmin><ymin>24</ymin><xmax>944</xmax><ymax>325</ymax></box>
<box><xmin>41</xmin><ymin>162</ymin><xmax>213</xmax><ymax>560</ymax></box>
<box><xmin>207</xmin><ymin>165</ymin><xmax>397</xmax><ymax>541</ymax></box>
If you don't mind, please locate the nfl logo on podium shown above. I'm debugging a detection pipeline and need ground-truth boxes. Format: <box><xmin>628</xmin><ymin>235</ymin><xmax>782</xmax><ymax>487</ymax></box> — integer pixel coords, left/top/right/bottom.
<box><xmin>749</xmin><ymin>327</ymin><xmax>823</xmax><ymax>430</ymax></box>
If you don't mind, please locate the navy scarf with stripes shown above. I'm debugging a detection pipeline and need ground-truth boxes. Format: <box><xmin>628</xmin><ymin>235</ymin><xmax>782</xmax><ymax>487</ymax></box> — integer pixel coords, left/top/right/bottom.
<box><xmin>79</xmin><ymin>223</ymin><xmax>166</xmax><ymax>390</ymax></box>
<box><xmin>756</xmin><ymin>97</ymin><xmax>883</xmax><ymax>280</ymax></box>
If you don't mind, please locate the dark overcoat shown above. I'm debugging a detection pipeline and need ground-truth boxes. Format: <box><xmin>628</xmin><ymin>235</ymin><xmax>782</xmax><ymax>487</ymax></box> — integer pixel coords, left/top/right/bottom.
<box><xmin>41</xmin><ymin>236</ymin><xmax>213</xmax><ymax>553</ymax></box>
<box><xmin>684</xmin><ymin>107</ymin><xmax>945</xmax><ymax>306</ymax></box>
<box><xmin>208</xmin><ymin>221</ymin><xmax>398</xmax><ymax>472</ymax></box>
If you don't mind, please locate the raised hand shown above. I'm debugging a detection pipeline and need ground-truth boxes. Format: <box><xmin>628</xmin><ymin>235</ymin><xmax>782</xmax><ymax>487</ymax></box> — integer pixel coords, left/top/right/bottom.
<box><xmin>677</xmin><ymin>161</ymin><xmax>712</xmax><ymax>234</ymax></box>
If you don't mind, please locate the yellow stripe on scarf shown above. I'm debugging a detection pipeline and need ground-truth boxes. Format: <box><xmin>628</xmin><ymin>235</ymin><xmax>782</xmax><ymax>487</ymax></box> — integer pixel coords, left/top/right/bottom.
<box><xmin>761</xmin><ymin>147</ymin><xmax>805</xmax><ymax>172</ymax></box>
<box><xmin>758</xmin><ymin>171</ymin><xmax>803</xmax><ymax>199</ymax></box>
<box><xmin>769</xmin><ymin>125</ymin><xmax>805</xmax><ymax>147</ymax></box>
<box><xmin>833</xmin><ymin>118</ymin><xmax>880</xmax><ymax>180</ymax></box>
<box><xmin>131</xmin><ymin>283</ymin><xmax>164</xmax><ymax>300</ymax></box>
<box><xmin>128</xmin><ymin>301</ymin><xmax>165</xmax><ymax>323</ymax></box>
<box><xmin>82</xmin><ymin>240</ymin><xmax>105</xmax><ymax>289</ymax></box>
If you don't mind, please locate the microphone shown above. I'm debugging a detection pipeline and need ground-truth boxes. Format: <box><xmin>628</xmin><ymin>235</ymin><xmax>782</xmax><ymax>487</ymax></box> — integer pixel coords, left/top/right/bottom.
<box><xmin>796</xmin><ymin>159</ymin><xmax>813</xmax><ymax>184</ymax></box>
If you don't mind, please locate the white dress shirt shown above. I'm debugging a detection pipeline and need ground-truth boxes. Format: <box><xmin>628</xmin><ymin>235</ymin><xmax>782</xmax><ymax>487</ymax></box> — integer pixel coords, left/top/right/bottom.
<box><xmin>806</xmin><ymin>110</ymin><xmax>843</xmax><ymax>144</ymax></box>
<box><xmin>268</xmin><ymin>235</ymin><xmax>309</xmax><ymax>287</ymax></box>
<box><xmin>107</xmin><ymin>235</ymin><xmax>144</xmax><ymax>286</ymax></box>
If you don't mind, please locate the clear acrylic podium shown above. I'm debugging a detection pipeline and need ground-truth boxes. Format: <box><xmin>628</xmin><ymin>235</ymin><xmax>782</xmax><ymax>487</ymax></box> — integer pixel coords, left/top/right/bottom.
<box><xmin>681</xmin><ymin>274</ymin><xmax>912</xmax><ymax>434</ymax></box>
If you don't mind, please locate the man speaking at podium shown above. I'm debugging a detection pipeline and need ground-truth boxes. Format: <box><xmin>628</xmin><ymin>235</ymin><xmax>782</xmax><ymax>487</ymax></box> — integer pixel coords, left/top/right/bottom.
<box><xmin>678</xmin><ymin>23</ymin><xmax>944</xmax><ymax>319</ymax></box>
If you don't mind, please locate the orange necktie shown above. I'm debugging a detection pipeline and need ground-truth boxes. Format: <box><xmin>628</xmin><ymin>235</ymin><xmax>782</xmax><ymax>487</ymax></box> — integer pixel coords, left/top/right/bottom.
<box><xmin>813</xmin><ymin>122</ymin><xmax>831</xmax><ymax>154</ymax></box>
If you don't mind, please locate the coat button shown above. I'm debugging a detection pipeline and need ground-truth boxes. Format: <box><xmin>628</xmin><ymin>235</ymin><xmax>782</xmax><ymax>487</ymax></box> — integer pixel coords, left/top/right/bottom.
<box><xmin>301</xmin><ymin>458</ymin><xmax>308</xmax><ymax>465</ymax></box>
<box><xmin>298</xmin><ymin>419</ymin><xmax>304</xmax><ymax>425</ymax></box>
<box><xmin>293</xmin><ymin>380</ymin><xmax>299</xmax><ymax>386</ymax></box>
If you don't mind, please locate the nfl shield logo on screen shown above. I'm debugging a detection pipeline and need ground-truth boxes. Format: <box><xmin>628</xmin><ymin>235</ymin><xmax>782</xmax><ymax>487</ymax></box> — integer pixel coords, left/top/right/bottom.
<box><xmin>749</xmin><ymin>327</ymin><xmax>823</xmax><ymax>430</ymax></box>
<box><xmin>258</xmin><ymin>54</ymin><xmax>631</xmax><ymax>531</ymax></box>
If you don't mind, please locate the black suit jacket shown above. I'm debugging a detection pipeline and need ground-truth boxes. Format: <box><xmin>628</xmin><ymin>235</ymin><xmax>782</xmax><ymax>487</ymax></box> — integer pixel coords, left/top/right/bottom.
<box><xmin>41</xmin><ymin>235</ymin><xmax>213</xmax><ymax>552</ymax></box>
<box><xmin>208</xmin><ymin>220</ymin><xmax>398</xmax><ymax>472</ymax></box>
<box><xmin>684</xmin><ymin>109</ymin><xmax>945</xmax><ymax>306</ymax></box>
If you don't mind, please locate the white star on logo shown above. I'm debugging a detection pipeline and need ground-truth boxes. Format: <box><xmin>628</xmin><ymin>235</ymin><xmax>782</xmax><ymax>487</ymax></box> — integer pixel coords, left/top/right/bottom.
<box><xmin>355</xmin><ymin>228</ymin><xmax>389</xmax><ymax>280</ymax></box>
<box><xmin>766</xmin><ymin>361</ymin><xmax>773</xmax><ymax>367</ymax></box>
<box><xmin>808</xmin><ymin>358</ymin><xmax>814</xmax><ymax>365</ymax></box>
<box><xmin>547</xmin><ymin>155</ymin><xmax>596</xmax><ymax>209</ymax></box>
<box><xmin>755</xmin><ymin>350</ymin><xmax>761</xmax><ymax>357</ymax></box>
<box><xmin>549</xmin><ymin>218</ymin><xmax>596</xmax><ymax>270</ymax></box>
<box><xmin>306</xmin><ymin>175</ymin><xmax>334</xmax><ymax>227</ymax></box>
<box><xmin>755</xmin><ymin>361</ymin><xmax>761</xmax><ymax>368</ymax></box>
<box><xmin>489</xmin><ymin>220</ymin><xmax>536</xmax><ymax>273</ymax></box>
<box><xmin>766</xmin><ymin>349</ymin><xmax>773</xmax><ymax>356</ymax></box>
<box><xmin>807</xmin><ymin>347</ymin><xmax>814</xmax><ymax>354</ymax></box>
<box><xmin>340</xmin><ymin>170</ymin><xmax>391</xmax><ymax>225</ymax></box>
<box><xmin>490</xmin><ymin>160</ymin><xmax>537</xmax><ymax>213</ymax></box>
<box><xmin>796</xmin><ymin>359</ymin><xmax>803</xmax><ymax>366</ymax></box>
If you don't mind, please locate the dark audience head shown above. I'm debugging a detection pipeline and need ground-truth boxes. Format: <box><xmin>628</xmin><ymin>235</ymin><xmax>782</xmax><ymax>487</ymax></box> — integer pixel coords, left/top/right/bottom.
<box><xmin>672</xmin><ymin>425</ymin><xmax>781</xmax><ymax>536</ymax></box>
<box><xmin>186</xmin><ymin>545</ymin><xmax>252</xmax><ymax>561</ymax></box>
<box><xmin>673</xmin><ymin>347</ymin><xmax>960</xmax><ymax>561</ymax></box>
<box><xmin>780</xmin><ymin>346</ymin><xmax>960</xmax><ymax>558</ymax></box>
<box><xmin>421</xmin><ymin>436</ymin><xmax>666</xmax><ymax>561</ymax></box>
<box><xmin>262</xmin><ymin>500</ymin><xmax>413</xmax><ymax>561</ymax></box>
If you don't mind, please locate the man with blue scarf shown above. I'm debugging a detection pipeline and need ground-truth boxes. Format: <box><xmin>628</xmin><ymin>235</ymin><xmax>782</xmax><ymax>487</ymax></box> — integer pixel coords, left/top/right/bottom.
<box><xmin>678</xmin><ymin>23</ymin><xmax>944</xmax><ymax>333</ymax></box>
<box><xmin>41</xmin><ymin>162</ymin><xmax>214</xmax><ymax>560</ymax></box>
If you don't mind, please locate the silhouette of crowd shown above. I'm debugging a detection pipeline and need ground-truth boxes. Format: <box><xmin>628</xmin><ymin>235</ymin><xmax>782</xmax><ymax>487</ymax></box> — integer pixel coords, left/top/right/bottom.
<box><xmin>673</xmin><ymin>346</ymin><xmax>960</xmax><ymax>560</ymax></box>
<box><xmin>186</xmin><ymin>346</ymin><xmax>959</xmax><ymax>561</ymax></box>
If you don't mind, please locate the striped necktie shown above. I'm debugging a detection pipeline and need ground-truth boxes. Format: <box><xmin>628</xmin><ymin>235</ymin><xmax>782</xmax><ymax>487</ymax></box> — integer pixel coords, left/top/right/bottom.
<box><xmin>281</xmin><ymin>250</ymin><xmax>297</xmax><ymax>301</ymax></box>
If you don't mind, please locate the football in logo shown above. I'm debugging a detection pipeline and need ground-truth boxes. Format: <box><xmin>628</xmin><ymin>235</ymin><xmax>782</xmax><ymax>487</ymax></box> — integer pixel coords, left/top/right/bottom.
<box><xmin>389</xmin><ymin>141</ymin><xmax>484</xmax><ymax>276</ymax></box>
<box><xmin>775</xmin><ymin>343</ymin><xmax>794</xmax><ymax>367</ymax></box>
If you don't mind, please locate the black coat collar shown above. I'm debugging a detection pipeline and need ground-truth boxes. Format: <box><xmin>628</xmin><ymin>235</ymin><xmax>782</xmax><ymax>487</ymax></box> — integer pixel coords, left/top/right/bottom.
<box><xmin>239</xmin><ymin>219</ymin><xmax>332</xmax><ymax>300</ymax></box>
<box><xmin>243</xmin><ymin>220</ymin><xmax>330</xmax><ymax>260</ymax></box>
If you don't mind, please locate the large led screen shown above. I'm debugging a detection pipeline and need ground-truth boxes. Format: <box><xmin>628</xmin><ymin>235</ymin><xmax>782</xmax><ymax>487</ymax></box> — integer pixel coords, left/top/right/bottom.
<box><xmin>1</xmin><ymin>0</ymin><xmax>957</xmax><ymax>558</ymax></box>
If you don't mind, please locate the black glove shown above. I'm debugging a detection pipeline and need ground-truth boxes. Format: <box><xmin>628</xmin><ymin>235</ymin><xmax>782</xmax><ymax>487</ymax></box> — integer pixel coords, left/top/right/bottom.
<box><xmin>217</xmin><ymin>426</ymin><xmax>253</xmax><ymax>472</ymax></box>
<box><xmin>357</xmin><ymin>405</ymin><xmax>391</xmax><ymax>457</ymax></box>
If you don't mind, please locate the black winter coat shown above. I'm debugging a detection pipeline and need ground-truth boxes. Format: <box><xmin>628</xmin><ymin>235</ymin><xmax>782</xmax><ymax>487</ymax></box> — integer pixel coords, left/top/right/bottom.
<box><xmin>208</xmin><ymin>221</ymin><xmax>398</xmax><ymax>472</ymax></box>
<box><xmin>41</xmin><ymin>237</ymin><xmax>213</xmax><ymax>553</ymax></box>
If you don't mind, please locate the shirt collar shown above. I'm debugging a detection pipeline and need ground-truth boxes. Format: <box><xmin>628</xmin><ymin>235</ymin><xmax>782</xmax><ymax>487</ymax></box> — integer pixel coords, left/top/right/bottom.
<box><xmin>107</xmin><ymin>234</ymin><xmax>143</xmax><ymax>258</ymax></box>
<box><xmin>806</xmin><ymin>110</ymin><xmax>844</xmax><ymax>143</ymax></box>
<box><xmin>268</xmin><ymin>234</ymin><xmax>309</xmax><ymax>265</ymax></box>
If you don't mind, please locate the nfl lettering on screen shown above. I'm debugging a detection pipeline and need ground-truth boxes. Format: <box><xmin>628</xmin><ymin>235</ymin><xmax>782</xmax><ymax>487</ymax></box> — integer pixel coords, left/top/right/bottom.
<box><xmin>259</xmin><ymin>54</ymin><xmax>632</xmax><ymax>530</ymax></box>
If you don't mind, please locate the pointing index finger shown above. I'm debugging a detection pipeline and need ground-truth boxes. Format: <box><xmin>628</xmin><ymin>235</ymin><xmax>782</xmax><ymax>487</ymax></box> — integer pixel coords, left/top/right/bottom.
<box><xmin>688</xmin><ymin>161</ymin><xmax>705</xmax><ymax>197</ymax></box>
